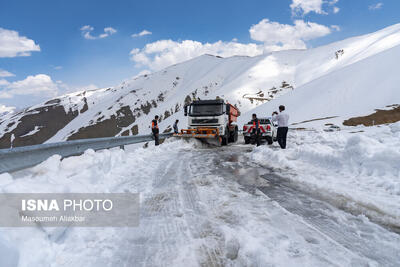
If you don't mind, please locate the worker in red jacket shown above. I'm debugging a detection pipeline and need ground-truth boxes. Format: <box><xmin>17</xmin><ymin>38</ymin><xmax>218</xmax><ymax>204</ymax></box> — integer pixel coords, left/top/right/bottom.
<box><xmin>251</xmin><ymin>113</ymin><xmax>261</xmax><ymax>147</ymax></box>
<box><xmin>151</xmin><ymin>115</ymin><xmax>160</xmax><ymax>146</ymax></box>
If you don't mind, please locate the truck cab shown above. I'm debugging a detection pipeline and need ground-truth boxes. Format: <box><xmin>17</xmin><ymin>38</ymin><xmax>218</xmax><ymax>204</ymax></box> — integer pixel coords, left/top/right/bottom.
<box><xmin>182</xmin><ymin>99</ymin><xmax>240</xmax><ymax>145</ymax></box>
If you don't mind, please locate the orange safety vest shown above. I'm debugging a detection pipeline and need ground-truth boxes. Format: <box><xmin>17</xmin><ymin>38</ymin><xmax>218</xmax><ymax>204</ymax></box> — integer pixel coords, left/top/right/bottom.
<box><xmin>151</xmin><ymin>120</ymin><xmax>159</xmax><ymax>129</ymax></box>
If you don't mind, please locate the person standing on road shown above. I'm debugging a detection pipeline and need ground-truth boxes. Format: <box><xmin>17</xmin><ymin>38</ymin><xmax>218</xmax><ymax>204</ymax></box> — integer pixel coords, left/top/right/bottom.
<box><xmin>173</xmin><ymin>119</ymin><xmax>179</xmax><ymax>134</ymax></box>
<box><xmin>251</xmin><ymin>113</ymin><xmax>261</xmax><ymax>147</ymax></box>
<box><xmin>151</xmin><ymin>115</ymin><xmax>160</xmax><ymax>146</ymax></box>
<box><xmin>272</xmin><ymin>105</ymin><xmax>289</xmax><ymax>149</ymax></box>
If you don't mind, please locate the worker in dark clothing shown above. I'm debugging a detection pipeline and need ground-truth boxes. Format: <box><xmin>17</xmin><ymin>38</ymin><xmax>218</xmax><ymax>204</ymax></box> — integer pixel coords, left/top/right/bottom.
<box><xmin>272</xmin><ymin>105</ymin><xmax>289</xmax><ymax>149</ymax></box>
<box><xmin>151</xmin><ymin>115</ymin><xmax>160</xmax><ymax>146</ymax></box>
<box><xmin>173</xmin><ymin>119</ymin><xmax>179</xmax><ymax>134</ymax></box>
<box><xmin>251</xmin><ymin>113</ymin><xmax>261</xmax><ymax>147</ymax></box>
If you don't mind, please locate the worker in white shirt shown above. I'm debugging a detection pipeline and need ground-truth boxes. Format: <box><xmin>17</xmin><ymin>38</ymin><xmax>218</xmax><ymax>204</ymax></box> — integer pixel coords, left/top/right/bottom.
<box><xmin>272</xmin><ymin>105</ymin><xmax>289</xmax><ymax>149</ymax></box>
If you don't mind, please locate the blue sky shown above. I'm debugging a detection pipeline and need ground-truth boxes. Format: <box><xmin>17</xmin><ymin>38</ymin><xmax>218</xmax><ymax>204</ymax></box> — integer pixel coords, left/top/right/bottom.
<box><xmin>0</xmin><ymin>0</ymin><xmax>399</xmax><ymax>109</ymax></box>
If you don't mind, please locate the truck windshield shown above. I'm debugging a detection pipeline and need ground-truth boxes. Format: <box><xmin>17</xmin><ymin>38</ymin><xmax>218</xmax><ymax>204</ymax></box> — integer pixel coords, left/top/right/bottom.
<box><xmin>190</xmin><ymin>104</ymin><xmax>223</xmax><ymax>116</ymax></box>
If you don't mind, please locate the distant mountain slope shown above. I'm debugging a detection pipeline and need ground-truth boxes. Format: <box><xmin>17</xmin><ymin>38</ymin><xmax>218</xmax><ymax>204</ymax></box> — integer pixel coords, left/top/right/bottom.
<box><xmin>1</xmin><ymin>23</ymin><xmax>400</xmax><ymax>148</ymax></box>
<box><xmin>0</xmin><ymin>105</ymin><xmax>15</xmax><ymax>117</ymax></box>
<box><xmin>241</xmin><ymin>43</ymin><xmax>400</xmax><ymax>128</ymax></box>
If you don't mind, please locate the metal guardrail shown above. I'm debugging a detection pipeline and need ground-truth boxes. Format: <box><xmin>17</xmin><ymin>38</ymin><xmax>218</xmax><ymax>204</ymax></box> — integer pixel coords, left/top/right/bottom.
<box><xmin>0</xmin><ymin>133</ymin><xmax>173</xmax><ymax>174</ymax></box>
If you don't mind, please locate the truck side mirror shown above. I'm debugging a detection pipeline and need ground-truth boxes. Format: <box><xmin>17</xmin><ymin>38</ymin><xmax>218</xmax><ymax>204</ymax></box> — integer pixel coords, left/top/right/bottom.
<box><xmin>184</xmin><ymin>106</ymin><xmax>188</xmax><ymax>116</ymax></box>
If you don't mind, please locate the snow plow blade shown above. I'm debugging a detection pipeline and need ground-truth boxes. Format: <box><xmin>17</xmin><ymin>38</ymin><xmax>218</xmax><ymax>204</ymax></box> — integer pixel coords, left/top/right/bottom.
<box><xmin>173</xmin><ymin>128</ymin><xmax>222</xmax><ymax>146</ymax></box>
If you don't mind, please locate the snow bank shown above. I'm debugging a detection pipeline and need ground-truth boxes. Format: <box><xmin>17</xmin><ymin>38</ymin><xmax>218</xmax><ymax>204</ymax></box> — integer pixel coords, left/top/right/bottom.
<box><xmin>0</xmin><ymin>137</ymin><xmax>379</xmax><ymax>266</ymax></box>
<box><xmin>0</xmin><ymin>235</ymin><xmax>19</xmax><ymax>267</ymax></box>
<box><xmin>0</xmin><ymin>139</ymin><xmax>195</xmax><ymax>267</ymax></box>
<box><xmin>250</xmin><ymin>123</ymin><xmax>400</xmax><ymax>227</ymax></box>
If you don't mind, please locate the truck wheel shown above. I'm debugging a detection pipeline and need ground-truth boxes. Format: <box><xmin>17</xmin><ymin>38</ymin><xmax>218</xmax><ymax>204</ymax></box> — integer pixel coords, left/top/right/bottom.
<box><xmin>228</xmin><ymin>126</ymin><xmax>238</xmax><ymax>143</ymax></box>
<box><xmin>266</xmin><ymin>136</ymin><xmax>273</xmax><ymax>145</ymax></box>
<box><xmin>221</xmin><ymin>136</ymin><xmax>228</xmax><ymax>146</ymax></box>
<box><xmin>233</xmin><ymin>127</ymin><xmax>238</xmax><ymax>142</ymax></box>
<box><xmin>244</xmin><ymin>136</ymin><xmax>250</xmax><ymax>144</ymax></box>
<box><xmin>222</xmin><ymin>127</ymin><xmax>229</xmax><ymax>146</ymax></box>
<box><xmin>228</xmin><ymin>131</ymin><xmax>234</xmax><ymax>143</ymax></box>
<box><xmin>250</xmin><ymin>135</ymin><xmax>256</xmax><ymax>145</ymax></box>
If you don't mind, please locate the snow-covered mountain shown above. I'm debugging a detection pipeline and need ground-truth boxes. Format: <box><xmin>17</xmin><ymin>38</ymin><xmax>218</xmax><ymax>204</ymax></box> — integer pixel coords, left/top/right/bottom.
<box><xmin>1</xmin><ymin>24</ymin><xmax>400</xmax><ymax>148</ymax></box>
<box><xmin>242</xmin><ymin>23</ymin><xmax>400</xmax><ymax>128</ymax></box>
<box><xmin>0</xmin><ymin>105</ymin><xmax>15</xmax><ymax>118</ymax></box>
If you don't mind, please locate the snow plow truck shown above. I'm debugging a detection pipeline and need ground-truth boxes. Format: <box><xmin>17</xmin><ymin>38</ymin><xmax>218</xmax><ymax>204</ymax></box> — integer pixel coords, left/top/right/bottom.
<box><xmin>174</xmin><ymin>99</ymin><xmax>240</xmax><ymax>146</ymax></box>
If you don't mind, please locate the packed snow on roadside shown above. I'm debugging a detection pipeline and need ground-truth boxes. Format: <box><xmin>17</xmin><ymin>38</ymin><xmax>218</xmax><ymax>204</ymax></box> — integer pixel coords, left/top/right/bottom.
<box><xmin>0</xmin><ymin>138</ymin><xmax>382</xmax><ymax>267</ymax></box>
<box><xmin>250</xmin><ymin>122</ymin><xmax>400</xmax><ymax>228</ymax></box>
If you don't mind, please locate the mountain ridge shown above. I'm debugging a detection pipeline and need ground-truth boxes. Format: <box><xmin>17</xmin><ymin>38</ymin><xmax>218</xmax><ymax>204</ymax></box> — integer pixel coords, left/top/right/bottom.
<box><xmin>1</xmin><ymin>23</ymin><xmax>400</xmax><ymax>148</ymax></box>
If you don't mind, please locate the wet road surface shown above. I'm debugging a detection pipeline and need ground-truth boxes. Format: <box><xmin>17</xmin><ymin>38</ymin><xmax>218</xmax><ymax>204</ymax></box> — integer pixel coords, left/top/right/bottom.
<box><xmin>203</xmin><ymin>144</ymin><xmax>400</xmax><ymax>266</ymax></box>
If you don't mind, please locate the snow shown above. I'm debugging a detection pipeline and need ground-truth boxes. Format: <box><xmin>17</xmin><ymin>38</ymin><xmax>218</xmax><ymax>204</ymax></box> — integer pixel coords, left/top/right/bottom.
<box><xmin>19</xmin><ymin>126</ymin><xmax>42</xmax><ymax>137</ymax></box>
<box><xmin>0</xmin><ymin>138</ymin><xmax>391</xmax><ymax>266</ymax></box>
<box><xmin>4</xmin><ymin>23</ymin><xmax>394</xmax><ymax>143</ymax></box>
<box><xmin>250</xmin><ymin>123</ymin><xmax>400</xmax><ymax>228</ymax></box>
<box><xmin>1</xmin><ymin>23</ymin><xmax>400</xmax><ymax>266</ymax></box>
<box><xmin>0</xmin><ymin>104</ymin><xmax>15</xmax><ymax>117</ymax></box>
<box><xmin>241</xmin><ymin>43</ymin><xmax>400</xmax><ymax>128</ymax></box>
<box><xmin>46</xmin><ymin>55</ymin><xmax>271</xmax><ymax>142</ymax></box>
<box><xmin>10</xmin><ymin>134</ymin><xmax>15</xmax><ymax>147</ymax></box>
<box><xmin>0</xmin><ymin>235</ymin><xmax>19</xmax><ymax>267</ymax></box>
<box><xmin>1</xmin><ymin>135</ymin><xmax>399</xmax><ymax>266</ymax></box>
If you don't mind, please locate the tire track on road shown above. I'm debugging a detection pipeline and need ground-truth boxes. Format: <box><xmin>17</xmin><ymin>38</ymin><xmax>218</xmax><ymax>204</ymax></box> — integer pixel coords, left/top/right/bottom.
<box><xmin>212</xmin><ymin>144</ymin><xmax>400</xmax><ymax>266</ymax></box>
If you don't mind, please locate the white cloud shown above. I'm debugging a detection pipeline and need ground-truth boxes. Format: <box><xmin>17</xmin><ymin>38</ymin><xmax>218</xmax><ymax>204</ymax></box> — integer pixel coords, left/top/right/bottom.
<box><xmin>80</xmin><ymin>25</ymin><xmax>117</xmax><ymax>40</ymax></box>
<box><xmin>0</xmin><ymin>104</ymin><xmax>15</xmax><ymax>115</ymax></box>
<box><xmin>0</xmin><ymin>79</ymin><xmax>10</xmax><ymax>86</ymax></box>
<box><xmin>0</xmin><ymin>75</ymin><xmax>98</xmax><ymax>108</ymax></box>
<box><xmin>0</xmin><ymin>69</ymin><xmax>15</xmax><ymax>77</ymax></box>
<box><xmin>99</xmin><ymin>27</ymin><xmax>117</xmax><ymax>38</ymax></box>
<box><xmin>70</xmin><ymin>84</ymin><xmax>98</xmax><ymax>92</ymax></box>
<box><xmin>0</xmin><ymin>28</ymin><xmax>40</xmax><ymax>57</ymax></box>
<box><xmin>369</xmin><ymin>3</ymin><xmax>383</xmax><ymax>10</ymax></box>
<box><xmin>80</xmin><ymin>25</ymin><xmax>94</xmax><ymax>40</ymax></box>
<box><xmin>291</xmin><ymin>0</ymin><xmax>325</xmax><ymax>15</ymax></box>
<box><xmin>54</xmin><ymin>80</ymin><xmax>99</xmax><ymax>94</ymax></box>
<box><xmin>54</xmin><ymin>66</ymin><xmax>62</xmax><ymax>70</ymax></box>
<box><xmin>104</xmin><ymin>27</ymin><xmax>117</xmax><ymax>34</ymax></box>
<box><xmin>130</xmin><ymin>39</ymin><xmax>263</xmax><ymax>71</ymax></box>
<box><xmin>132</xmin><ymin>30</ymin><xmax>152</xmax><ymax>37</ymax></box>
<box><xmin>129</xmin><ymin>18</ymin><xmax>334</xmax><ymax>71</ymax></box>
<box><xmin>0</xmin><ymin>91</ymin><xmax>12</xmax><ymax>99</ymax></box>
<box><xmin>80</xmin><ymin>25</ymin><xmax>93</xmax><ymax>31</ymax></box>
<box><xmin>331</xmin><ymin>25</ymin><xmax>341</xmax><ymax>31</ymax></box>
<box><xmin>290</xmin><ymin>0</ymin><xmax>339</xmax><ymax>15</ymax></box>
<box><xmin>333</xmin><ymin>7</ymin><xmax>340</xmax><ymax>13</ymax></box>
<box><xmin>0</xmin><ymin>74</ymin><xmax>58</xmax><ymax>99</ymax></box>
<box><xmin>249</xmin><ymin>19</ymin><xmax>332</xmax><ymax>50</ymax></box>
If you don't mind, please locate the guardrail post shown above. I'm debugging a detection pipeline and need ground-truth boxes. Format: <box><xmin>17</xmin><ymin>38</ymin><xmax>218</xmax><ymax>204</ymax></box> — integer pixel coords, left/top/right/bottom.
<box><xmin>120</xmin><ymin>145</ymin><xmax>125</xmax><ymax>150</ymax></box>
